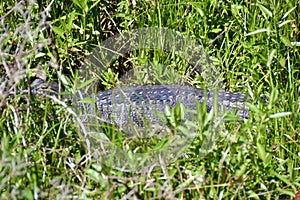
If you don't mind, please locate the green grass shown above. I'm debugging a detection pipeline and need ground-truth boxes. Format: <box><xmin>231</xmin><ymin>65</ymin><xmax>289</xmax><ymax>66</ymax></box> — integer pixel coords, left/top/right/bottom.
<box><xmin>0</xmin><ymin>0</ymin><xmax>300</xmax><ymax>199</ymax></box>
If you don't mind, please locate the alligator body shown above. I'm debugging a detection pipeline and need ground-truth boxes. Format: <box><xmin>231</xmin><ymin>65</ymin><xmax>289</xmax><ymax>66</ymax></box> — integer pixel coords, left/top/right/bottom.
<box><xmin>74</xmin><ymin>85</ymin><xmax>250</xmax><ymax>133</ymax></box>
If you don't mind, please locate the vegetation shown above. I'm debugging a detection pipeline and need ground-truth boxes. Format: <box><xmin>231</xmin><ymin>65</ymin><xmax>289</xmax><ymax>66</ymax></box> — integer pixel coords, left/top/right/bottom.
<box><xmin>0</xmin><ymin>0</ymin><xmax>299</xmax><ymax>199</ymax></box>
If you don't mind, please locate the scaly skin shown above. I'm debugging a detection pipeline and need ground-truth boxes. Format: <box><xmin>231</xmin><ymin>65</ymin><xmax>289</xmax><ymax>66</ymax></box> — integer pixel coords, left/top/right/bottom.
<box><xmin>79</xmin><ymin>85</ymin><xmax>250</xmax><ymax>132</ymax></box>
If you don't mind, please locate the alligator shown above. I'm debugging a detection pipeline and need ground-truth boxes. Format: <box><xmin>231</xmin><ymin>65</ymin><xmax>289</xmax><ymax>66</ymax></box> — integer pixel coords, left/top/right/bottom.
<box><xmin>30</xmin><ymin>80</ymin><xmax>250</xmax><ymax>134</ymax></box>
